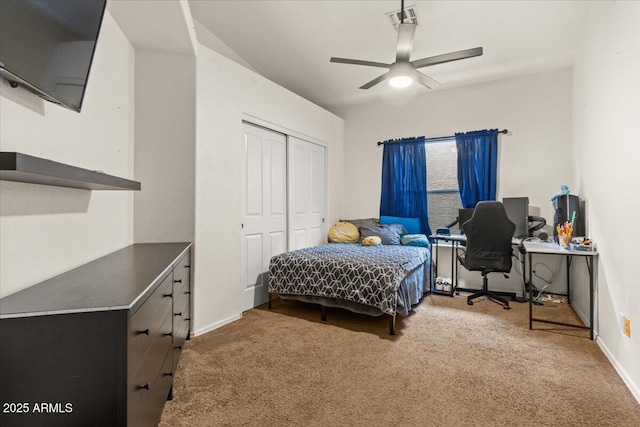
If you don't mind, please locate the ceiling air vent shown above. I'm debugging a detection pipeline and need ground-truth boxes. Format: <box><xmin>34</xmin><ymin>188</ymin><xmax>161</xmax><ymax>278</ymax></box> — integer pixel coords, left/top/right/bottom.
<box><xmin>386</xmin><ymin>4</ymin><xmax>418</xmax><ymax>31</ymax></box>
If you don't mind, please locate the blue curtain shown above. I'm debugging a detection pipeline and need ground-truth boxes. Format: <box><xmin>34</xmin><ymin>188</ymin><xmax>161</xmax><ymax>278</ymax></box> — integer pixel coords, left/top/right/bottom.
<box><xmin>380</xmin><ymin>137</ymin><xmax>431</xmax><ymax>236</ymax></box>
<box><xmin>455</xmin><ymin>129</ymin><xmax>499</xmax><ymax>208</ymax></box>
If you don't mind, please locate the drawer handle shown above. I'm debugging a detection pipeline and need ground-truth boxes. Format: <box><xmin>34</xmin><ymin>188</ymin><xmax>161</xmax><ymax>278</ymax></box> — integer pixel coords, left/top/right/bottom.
<box><xmin>136</xmin><ymin>329</ymin><xmax>150</xmax><ymax>336</ymax></box>
<box><xmin>185</xmin><ymin>318</ymin><xmax>190</xmax><ymax>321</ymax></box>
<box><xmin>184</xmin><ymin>291</ymin><xmax>191</xmax><ymax>295</ymax></box>
<box><xmin>163</xmin><ymin>332</ymin><xmax>173</xmax><ymax>337</ymax></box>
<box><xmin>174</xmin><ymin>345</ymin><xmax>182</xmax><ymax>350</ymax></box>
<box><xmin>174</xmin><ymin>312</ymin><xmax>182</xmax><ymax>317</ymax></box>
<box><xmin>163</xmin><ymin>372</ymin><xmax>173</xmax><ymax>378</ymax></box>
<box><xmin>163</xmin><ymin>293</ymin><xmax>173</xmax><ymax>298</ymax></box>
<box><xmin>174</xmin><ymin>279</ymin><xmax>182</xmax><ymax>283</ymax></box>
<box><xmin>136</xmin><ymin>383</ymin><xmax>150</xmax><ymax>391</ymax></box>
<box><xmin>184</xmin><ymin>265</ymin><xmax>191</xmax><ymax>269</ymax></box>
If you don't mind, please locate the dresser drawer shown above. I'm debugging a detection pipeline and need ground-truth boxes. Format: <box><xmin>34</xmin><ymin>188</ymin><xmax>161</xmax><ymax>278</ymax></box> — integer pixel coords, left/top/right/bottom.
<box><xmin>138</xmin><ymin>351</ymin><xmax>174</xmax><ymax>427</ymax></box>
<box><xmin>172</xmin><ymin>268</ymin><xmax>190</xmax><ymax>300</ymax></box>
<box><xmin>172</xmin><ymin>297</ymin><xmax>190</xmax><ymax>342</ymax></box>
<box><xmin>129</xmin><ymin>275</ymin><xmax>173</xmax><ymax>374</ymax></box>
<box><xmin>127</xmin><ymin>310</ymin><xmax>173</xmax><ymax>426</ymax></box>
<box><xmin>173</xmin><ymin>283</ymin><xmax>190</xmax><ymax>319</ymax></box>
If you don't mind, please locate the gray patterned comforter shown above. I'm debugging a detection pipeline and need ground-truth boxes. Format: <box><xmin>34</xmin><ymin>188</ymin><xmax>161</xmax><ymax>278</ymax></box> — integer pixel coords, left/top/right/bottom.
<box><xmin>268</xmin><ymin>243</ymin><xmax>430</xmax><ymax>316</ymax></box>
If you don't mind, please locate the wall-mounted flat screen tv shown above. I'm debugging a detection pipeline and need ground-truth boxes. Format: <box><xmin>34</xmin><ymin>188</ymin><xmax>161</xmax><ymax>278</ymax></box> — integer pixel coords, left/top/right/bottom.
<box><xmin>0</xmin><ymin>0</ymin><xmax>107</xmax><ymax>112</ymax></box>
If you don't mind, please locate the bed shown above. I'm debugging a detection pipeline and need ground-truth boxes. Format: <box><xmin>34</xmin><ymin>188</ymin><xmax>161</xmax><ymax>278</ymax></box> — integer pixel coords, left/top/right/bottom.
<box><xmin>268</xmin><ymin>242</ymin><xmax>432</xmax><ymax>334</ymax></box>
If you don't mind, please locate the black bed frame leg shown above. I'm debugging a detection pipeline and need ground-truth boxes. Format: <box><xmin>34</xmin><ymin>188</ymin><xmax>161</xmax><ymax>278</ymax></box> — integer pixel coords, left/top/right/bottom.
<box><xmin>389</xmin><ymin>315</ymin><xmax>395</xmax><ymax>335</ymax></box>
<box><xmin>268</xmin><ymin>293</ymin><xmax>272</xmax><ymax>309</ymax></box>
<box><xmin>321</xmin><ymin>305</ymin><xmax>327</xmax><ymax>321</ymax></box>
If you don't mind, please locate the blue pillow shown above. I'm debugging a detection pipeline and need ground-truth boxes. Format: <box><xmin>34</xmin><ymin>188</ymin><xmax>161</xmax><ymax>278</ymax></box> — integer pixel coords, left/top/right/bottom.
<box><xmin>401</xmin><ymin>234</ymin><xmax>431</xmax><ymax>248</ymax></box>
<box><xmin>379</xmin><ymin>216</ymin><xmax>421</xmax><ymax>234</ymax></box>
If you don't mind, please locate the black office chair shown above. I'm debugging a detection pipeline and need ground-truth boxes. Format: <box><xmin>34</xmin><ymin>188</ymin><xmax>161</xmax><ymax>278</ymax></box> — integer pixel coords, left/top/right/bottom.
<box><xmin>458</xmin><ymin>201</ymin><xmax>516</xmax><ymax>310</ymax></box>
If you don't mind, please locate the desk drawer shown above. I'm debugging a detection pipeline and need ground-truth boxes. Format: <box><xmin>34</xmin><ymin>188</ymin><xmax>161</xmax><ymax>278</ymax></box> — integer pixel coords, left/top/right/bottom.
<box><xmin>129</xmin><ymin>275</ymin><xmax>173</xmax><ymax>374</ymax></box>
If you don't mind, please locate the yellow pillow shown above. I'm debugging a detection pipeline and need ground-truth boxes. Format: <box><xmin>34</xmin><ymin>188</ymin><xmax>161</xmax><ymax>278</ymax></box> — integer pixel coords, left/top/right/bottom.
<box><xmin>362</xmin><ymin>236</ymin><xmax>382</xmax><ymax>246</ymax></box>
<box><xmin>328</xmin><ymin>222</ymin><xmax>359</xmax><ymax>243</ymax></box>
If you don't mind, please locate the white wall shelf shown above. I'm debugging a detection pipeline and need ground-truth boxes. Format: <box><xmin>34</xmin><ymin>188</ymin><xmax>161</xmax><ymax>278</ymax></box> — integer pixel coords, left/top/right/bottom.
<box><xmin>0</xmin><ymin>152</ymin><xmax>141</xmax><ymax>191</ymax></box>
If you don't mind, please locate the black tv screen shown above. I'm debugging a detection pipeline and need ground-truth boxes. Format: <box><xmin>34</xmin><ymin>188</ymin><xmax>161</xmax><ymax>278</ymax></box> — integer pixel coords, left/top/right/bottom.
<box><xmin>0</xmin><ymin>0</ymin><xmax>107</xmax><ymax>112</ymax></box>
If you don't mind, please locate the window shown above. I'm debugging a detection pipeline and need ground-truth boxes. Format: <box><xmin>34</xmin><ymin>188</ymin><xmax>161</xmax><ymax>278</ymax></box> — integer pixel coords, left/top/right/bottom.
<box><xmin>426</xmin><ymin>139</ymin><xmax>462</xmax><ymax>231</ymax></box>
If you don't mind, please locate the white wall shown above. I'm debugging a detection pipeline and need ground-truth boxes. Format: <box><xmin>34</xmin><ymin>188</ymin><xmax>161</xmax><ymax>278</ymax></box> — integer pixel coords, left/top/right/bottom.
<box><xmin>573</xmin><ymin>1</ymin><xmax>640</xmax><ymax>401</ymax></box>
<box><xmin>193</xmin><ymin>44</ymin><xmax>345</xmax><ymax>335</ymax></box>
<box><xmin>0</xmin><ymin>12</ymin><xmax>135</xmax><ymax>297</ymax></box>
<box><xmin>133</xmin><ymin>50</ymin><xmax>195</xmax><ymax>243</ymax></box>
<box><xmin>336</xmin><ymin>68</ymin><xmax>573</xmax><ymax>224</ymax></box>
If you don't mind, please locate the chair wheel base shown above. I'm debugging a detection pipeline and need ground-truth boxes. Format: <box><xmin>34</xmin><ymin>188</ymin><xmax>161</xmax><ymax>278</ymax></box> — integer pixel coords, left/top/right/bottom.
<box><xmin>467</xmin><ymin>300</ymin><xmax>473</xmax><ymax>306</ymax></box>
<box><xmin>503</xmin><ymin>305</ymin><xmax>510</xmax><ymax>310</ymax></box>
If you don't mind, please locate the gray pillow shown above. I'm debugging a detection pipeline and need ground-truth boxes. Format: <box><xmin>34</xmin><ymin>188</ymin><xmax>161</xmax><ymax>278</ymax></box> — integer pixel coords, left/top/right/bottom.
<box><xmin>359</xmin><ymin>223</ymin><xmax>407</xmax><ymax>245</ymax></box>
<box><xmin>340</xmin><ymin>218</ymin><xmax>378</xmax><ymax>228</ymax></box>
<box><xmin>340</xmin><ymin>218</ymin><xmax>379</xmax><ymax>242</ymax></box>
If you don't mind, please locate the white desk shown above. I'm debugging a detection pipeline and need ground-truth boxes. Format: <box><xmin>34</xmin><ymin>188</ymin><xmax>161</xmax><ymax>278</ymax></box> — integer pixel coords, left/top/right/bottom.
<box><xmin>522</xmin><ymin>241</ymin><xmax>598</xmax><ymax>339</ymax></box>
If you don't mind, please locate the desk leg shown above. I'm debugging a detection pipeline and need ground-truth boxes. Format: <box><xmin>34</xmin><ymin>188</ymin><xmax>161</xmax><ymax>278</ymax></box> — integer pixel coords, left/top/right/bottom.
<box><xmin>587</xmin><ymin>257</ymin><xmax>594</xmax><ymax>340</ymax></box>
<box><xmin>454</xmin><ymin>241</ymin><xmax>459</xmax><ymax>294</ymax></box>
<box><xmin>528</xmin><ymin>252</ymin><xmax>533</xmax><ymax>330</ymax></box>
<box><xmin>434</xmin><ymin>241</ymin><xmax>439</xmax><ymax>279</ymax></box>
<box><xmin>566</xmin><ymin>256</ymin><xmax>572</xmax><ymax>305</ymax></box>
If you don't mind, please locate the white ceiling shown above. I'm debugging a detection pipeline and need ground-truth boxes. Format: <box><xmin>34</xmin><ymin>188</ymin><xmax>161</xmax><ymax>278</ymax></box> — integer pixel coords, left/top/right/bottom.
<box><xmin>189</xmin><ymin>1</ymin><xmax>591</xmax><ymax>114</ymax></box>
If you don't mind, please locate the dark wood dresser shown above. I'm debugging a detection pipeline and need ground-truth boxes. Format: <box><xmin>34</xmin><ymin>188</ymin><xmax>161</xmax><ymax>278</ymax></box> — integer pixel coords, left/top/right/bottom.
<box><xmin>0</xmin><ymin>243</ymin><xmax>192</xmax><ymax>427</ymax></box>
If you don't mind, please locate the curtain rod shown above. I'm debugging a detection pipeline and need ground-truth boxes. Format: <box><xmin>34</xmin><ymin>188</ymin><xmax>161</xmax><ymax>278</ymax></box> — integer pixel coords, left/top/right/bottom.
<box><xmin>377</xmin><ymin>129</ymin><xmax>508</xmax><ymax>145</ymax></box>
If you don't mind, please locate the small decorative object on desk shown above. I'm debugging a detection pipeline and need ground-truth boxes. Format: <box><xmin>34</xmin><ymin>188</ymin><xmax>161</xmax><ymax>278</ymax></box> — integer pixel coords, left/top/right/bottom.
<box><xmin>570</xmin><ymin>237</ymin><xmax>596</xmax><ymax>252</ymax></box>
<box><xmin>556</xmin><ymin>221</ymin><xmax>573</xmax><ymax>248</ymax></box>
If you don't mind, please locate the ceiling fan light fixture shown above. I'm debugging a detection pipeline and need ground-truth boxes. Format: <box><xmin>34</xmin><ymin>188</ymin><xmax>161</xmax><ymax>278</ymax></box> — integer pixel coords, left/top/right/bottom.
<box><xmin>389</xmin><ymin>75</ymin><xmax>413</xmax><ymax>88</ymax></box>
<box><xmin>330</xmin><ymin>0</ymin><xmax>481</xmax><ymax>91</ymax></box>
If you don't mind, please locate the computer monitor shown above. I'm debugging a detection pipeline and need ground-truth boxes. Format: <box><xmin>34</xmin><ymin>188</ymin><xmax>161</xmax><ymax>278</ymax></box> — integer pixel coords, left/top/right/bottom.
<box><xmin>458</xmin><ymin>208</ymin><xmax>475</xmax><ymax>233</ymax></box>
<box><xmin>503</xmin><ymin>197</ymin><xmax>529</xmax><ymax>238</ymax></box>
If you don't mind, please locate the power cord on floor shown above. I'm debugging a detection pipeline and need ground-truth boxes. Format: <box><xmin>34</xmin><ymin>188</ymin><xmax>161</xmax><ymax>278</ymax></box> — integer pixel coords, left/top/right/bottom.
<box><xmin>516</xmin><ymin>237</ymin><xmax>563</xmax><ymax>303</ymax></box>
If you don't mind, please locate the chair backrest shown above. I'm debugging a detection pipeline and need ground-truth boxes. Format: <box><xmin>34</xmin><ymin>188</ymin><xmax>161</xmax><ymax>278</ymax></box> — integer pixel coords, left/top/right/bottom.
<box><xmin>462</xmin><ymin>201</ymin><xmax>516</xmax><ymax>272</ymax></box>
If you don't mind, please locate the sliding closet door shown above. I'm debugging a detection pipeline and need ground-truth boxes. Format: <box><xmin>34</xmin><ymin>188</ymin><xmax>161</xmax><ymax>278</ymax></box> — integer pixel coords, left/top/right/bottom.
<box><xmin>241</xmin><ymin>123</ymin><xmax>287</xmax><ymax>311</ymax></box>
<box><xmin>288</xmin><ymin>136</ymin><xmax>327</xmax><ymax>250</ymax></box>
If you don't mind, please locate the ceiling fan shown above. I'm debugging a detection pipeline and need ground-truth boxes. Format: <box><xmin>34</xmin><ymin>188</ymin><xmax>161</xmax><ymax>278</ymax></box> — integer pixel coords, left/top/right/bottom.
<box><xmin>330</xmin><ymin>0</ymin><xmax>483</xmax><ymax>90</ymax></box>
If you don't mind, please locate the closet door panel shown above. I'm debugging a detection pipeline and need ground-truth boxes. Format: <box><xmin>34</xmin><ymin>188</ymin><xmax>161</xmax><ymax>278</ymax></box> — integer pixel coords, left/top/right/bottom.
<box><xmin>288</xmin><ymin>137</ymin><xmax>327</xmax><ymax>251</ymax></box>
<box><xmin>245</xmin><ymin>133</ymin><xmax>263</xmax><ymax>216</ymax></box>
<box><xmin>241</xmin><ymin>123</ymin><xmax>286</xmax><ymax>311</ymax></box>
<box><xmin>292</xmin><ymin>144</ymin><xmax>309</xmax><ymax>215</ymax></box>
<box><xmin>270</xmin><ymin>143</ymin><xmax>286</xmax><ymax>216</ymax></box>
<box><xmin>244</xmin><ymin>233</ymin><xmax>263</xmax><ymax>298</ymax></box>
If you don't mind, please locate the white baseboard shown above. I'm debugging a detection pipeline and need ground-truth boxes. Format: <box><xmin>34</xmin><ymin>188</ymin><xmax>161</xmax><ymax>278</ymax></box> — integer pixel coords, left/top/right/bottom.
<box><xmin>191</xmin><ymin>313</ymin><xmax>242</xmax><ymax>337</ymax></box>
<box><xmin>597</xmin><ymin>337</ymin><xmax>640</xmax><ymax>404</ymax></box>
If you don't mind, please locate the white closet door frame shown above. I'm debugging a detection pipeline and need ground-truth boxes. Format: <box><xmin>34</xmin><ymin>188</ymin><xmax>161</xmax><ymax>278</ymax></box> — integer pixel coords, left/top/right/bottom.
<box><xmin>242</xmin><ymin>113</ymin><xmax>329</xmax><ymax>150</ymax></box>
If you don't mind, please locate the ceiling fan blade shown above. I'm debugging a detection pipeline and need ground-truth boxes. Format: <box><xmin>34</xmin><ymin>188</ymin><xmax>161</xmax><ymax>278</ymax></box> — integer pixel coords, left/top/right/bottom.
<box><xmin>411</xmin><ymin>47</ymin><xmax>484</xmax><ymax>69</ymax></box>
<box><xmin>396</xmin><ymin>23</ymin><xmax>417</xmax><ymax>62</ymax></box>
<box><xmin>330</xmin><ymin>57</ymin><xmax>391</xmax><ymax>68</ymax></box>
<box><xmin>412</xmin><ymin>70</ymin><xmax>440</xmax><ymax>89</ymax></box>
<box><xmin>359</xmin><ymin>71</ymin><xmax>392</xmax><ymax>90</ymax></box>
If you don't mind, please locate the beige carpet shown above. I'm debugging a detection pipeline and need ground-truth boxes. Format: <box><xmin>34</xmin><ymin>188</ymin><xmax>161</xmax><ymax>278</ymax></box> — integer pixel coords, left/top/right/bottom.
<box><xmin>160</xmin><ymin>294</ymin><xmax>640</xmax><ymax>426</ymax></box>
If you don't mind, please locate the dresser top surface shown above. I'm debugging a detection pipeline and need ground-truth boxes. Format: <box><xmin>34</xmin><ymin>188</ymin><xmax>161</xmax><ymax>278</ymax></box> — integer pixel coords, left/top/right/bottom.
<box><xmin>0</xmin><ymin>242</ymin><xmax>191</xmax><ymax>319</ymax></box>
